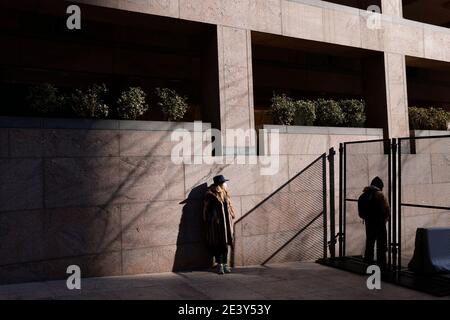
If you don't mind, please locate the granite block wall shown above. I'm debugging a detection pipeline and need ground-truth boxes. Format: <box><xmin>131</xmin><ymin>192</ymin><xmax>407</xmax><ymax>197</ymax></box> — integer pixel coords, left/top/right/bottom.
<box><xmin>1</xmin><ymin>117</ymin><xmax>446</xmax><ymax>283</ymax></box>
<box><xmin>399</xmin><ymin>131</ymin><xmax>450</xmax><ymax>262</ymax></box>
<box><xmin>0</xmin><ymin>118</ymin><xmax>218</xmax><ymax>284</ymax></box>
<box><xmin>0</xmin><ymin>118</ymin><xmax>326</xmax><ymax>283</ymax></box>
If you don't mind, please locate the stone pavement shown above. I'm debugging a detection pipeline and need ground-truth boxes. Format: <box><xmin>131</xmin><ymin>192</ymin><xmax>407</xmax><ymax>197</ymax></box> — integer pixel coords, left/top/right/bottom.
<box><xmin>0</xmin><ymin>262</ymin><xmax>448</xmax><ymax>300</ymax></box>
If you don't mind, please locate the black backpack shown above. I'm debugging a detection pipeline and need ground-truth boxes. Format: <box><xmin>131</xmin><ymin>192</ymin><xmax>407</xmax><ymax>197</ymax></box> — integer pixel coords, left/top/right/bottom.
<box><xmin>358</xmin><ymin>190</ymin><xmax>376</xmax><ymax>220</ymax></box>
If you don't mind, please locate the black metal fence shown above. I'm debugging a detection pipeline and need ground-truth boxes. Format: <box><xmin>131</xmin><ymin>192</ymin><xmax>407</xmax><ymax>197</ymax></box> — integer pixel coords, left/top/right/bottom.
<box><xmin>322</xmin><ymin>134</ymin><xmax>450</xmax><ymax>296</ymax></box>
<box><xmin>233</xmin><ymin>154</ymin><xmax>327</xmax><ymax>266</ymax></box>
<box><xmin>339</xmin><ymin>139</ymin><xmax>392</xmax><ymax>261</ymax></box>
<box><xmin>233</xmin><ymin>133</ymin><xmax>449</xmax><ymax>295</ymax></box>
<box><xmin>398</xmin><ymin>135</ymin><xmax>450</xmax><ymax>272</ymax></box>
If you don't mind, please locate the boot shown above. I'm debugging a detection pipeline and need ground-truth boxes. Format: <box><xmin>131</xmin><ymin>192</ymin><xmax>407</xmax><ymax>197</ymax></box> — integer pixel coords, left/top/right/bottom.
<box><xmin>223</xmin><ymin>264</ymin><xmax>232</xmax><ymax>273</ymax></box>
<box><xmin>217</xmin><ymin>264</ymin><xmax>225</xmax><ymax>275</ymax></box>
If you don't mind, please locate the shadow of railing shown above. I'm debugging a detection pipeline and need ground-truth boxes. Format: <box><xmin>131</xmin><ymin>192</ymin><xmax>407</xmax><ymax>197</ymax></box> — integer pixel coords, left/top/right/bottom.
<box><xmin>234</xmin><ymin>154</ymin><xmax>327</xmax><ymax>266</ymax></box>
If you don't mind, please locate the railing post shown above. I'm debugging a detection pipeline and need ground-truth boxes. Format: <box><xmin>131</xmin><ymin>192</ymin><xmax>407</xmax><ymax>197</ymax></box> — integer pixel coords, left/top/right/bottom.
<box><xmin>387</xmin><ymin>139</ymin><xmax>392</xmax><ymax>270</ymax></box>
<box><xmin>328</xmin><ymin>147</ymin><xmax>336</xmax><ymax>259</ymax></box>
<box><xmin>338</xmin><ymin>143</ymin><xmax>344</xmax><ymax>258</ymax></box>
<box><xmin>322</xmin><ymin>154</ymin><xmax>328</xmax><ymax>260</ymax></box>
<box><xmin>342</xmin><ymin>143</ymin><xmax>347</xmax><ymax>257</ymax></box>
<box><xmin>391</xmin><ymin>139</ymin><xmax>398</xmax><ymax>271</ymax></box>
<box><xmin>398</xmin><ymin>139</ymin><xmax>402</xmax><ymax>271</ymax></box>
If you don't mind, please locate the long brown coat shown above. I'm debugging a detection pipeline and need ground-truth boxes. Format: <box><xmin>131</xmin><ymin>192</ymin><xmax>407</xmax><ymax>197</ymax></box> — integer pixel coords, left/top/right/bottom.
<box><xmin>202</xmin><ymin>185</ymin><xmax>235</xmax><ymax>248</ymax></box>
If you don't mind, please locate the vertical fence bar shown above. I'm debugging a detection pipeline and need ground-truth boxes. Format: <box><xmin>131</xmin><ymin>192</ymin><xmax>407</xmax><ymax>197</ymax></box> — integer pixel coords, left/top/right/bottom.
<box><xmin>343</xmin><ymin>143</ymin><xmax>347</xmax><ymax>257</ymax></box>
<box><xmin>323</xmin><ymin>154</ymin><xmax>328</xmax><ymax>260</ymax></box>
<box><xmin>328</xmin><ymin>147</ymin><xmax>336</xmax><ymax>259</ymax></box>
<box><xmin>398</xmin><ymin>139</ymin><xmax>402</xmax><ymax>271</ymax></box>
<box><xmin>338</xmin><ymin>143</ymin><xmax>344</xmax><ymax>258</ymax></box>
<box><xmin>387</xmin><ymin>139</ymin><xmax>392</xmax><ymax>270</ymax></box>
<box><xmin>392</xmin><ymin>139</ymin><xmax>398</xmax><ymax>271</ymax></box>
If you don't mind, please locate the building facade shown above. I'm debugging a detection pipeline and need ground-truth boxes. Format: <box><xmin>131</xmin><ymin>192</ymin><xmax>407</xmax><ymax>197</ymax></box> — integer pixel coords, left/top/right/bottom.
<box><xmin>0</xmin><ymin>0</ymin><xmax>449</xmax><ymax>283</ymax></box>
<box><xmin>69</xmin><ymin>0</ymin><xmax>450</xmax><ymax>142</ymax></box>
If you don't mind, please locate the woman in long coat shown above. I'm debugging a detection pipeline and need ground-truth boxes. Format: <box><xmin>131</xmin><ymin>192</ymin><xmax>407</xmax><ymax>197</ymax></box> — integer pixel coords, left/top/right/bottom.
<box><xmin>203</xmin><ymin>175</ymin><xmax>235</xmax><ymax>274</ymax></box>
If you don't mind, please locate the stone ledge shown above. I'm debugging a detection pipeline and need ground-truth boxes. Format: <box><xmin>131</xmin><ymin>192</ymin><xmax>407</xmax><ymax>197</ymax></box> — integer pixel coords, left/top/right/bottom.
<box><xmin>263</xmin><ymin>124</ymin><xmax>383</xmax><ymax>136</ymax></box>
<box><xmin>413</xmin><ymin>130</ymin><xmax>450</xmax><ymax>137</ymax></box>
<box><xmin>290</xmin><ymin>0</ymin><xmax>450</xmax><ymax>36</ymax></box>
<box><xmin>0</xmin><ymin>117</ymin><xmax>44</xmax><ymax>129</ymax></box>
<box><xmin>287</xmin><ymin>0</ymin><xmax>361</xmax><ymax>15</ymax></box>
<box><xmin>0</xmin><ymin>117</ymin><xmax>211</xmax><ymax>132</ymax></box>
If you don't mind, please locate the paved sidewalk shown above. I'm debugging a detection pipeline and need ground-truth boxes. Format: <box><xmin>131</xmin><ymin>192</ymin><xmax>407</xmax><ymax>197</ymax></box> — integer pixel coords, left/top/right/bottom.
<box><xmin>0</xmin><ymin>262</ymin><xmax>447</xmax><ymax>300</ymax></box>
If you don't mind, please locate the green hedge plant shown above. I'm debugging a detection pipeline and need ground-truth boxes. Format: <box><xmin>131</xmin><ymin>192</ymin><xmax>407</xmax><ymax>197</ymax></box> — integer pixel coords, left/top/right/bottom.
<box><xmin>314</xmin><ymin>99</ymin><xmax>344</xmax><ymax>127</ymax></box>
<box><xmin>340</xmin><ymin>99</ymin><xmax>366</xmax><ymax>127</ymax></box>
<box><xmin>409</xmin><ymin>106</ymin><xmax>450</xmax><ymax>130</ymax></box>
<box><xmin>155</xmin><ymin>88</ymin><xmax>189</xmax><ymax>121</ymax></box>
<box><xmin>69</xmin><ymin>84</ymin><xmax>109</xmax><ymax>119</ymax></box>
<box><xmin>427</xmin><ymin>107</ymin><xmax>450</xmax><ymax>130</ymax></box>
<box><xmin>26</xmin><ymin>83</ymin><xmax>65</xmax><ymax>116</ymax></box>
<box><xmin>116</xmin><ymin>87</ymin><xmax>149</xmax><ymax>120</ymax></box>
<box><xmin>270</xmin><ymin>93</ymin><xmax>296</xmax><ymax>125</ymax></box>
<box><xmin>294</xmin><ymin>100</ymin><xmax>316</xmax><ymax>126</ymax></box>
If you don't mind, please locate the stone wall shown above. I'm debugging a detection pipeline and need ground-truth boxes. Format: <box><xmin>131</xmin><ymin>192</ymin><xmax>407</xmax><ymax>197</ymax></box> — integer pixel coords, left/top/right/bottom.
<box><xmin>0</xmin><ymin>117</ymin><xmax>385</xmax><ymax>283</ymax></box>
<box><xmin>0</xmin><ymin>117</ymin><xmax>216</xmax><ymax>284</ymax></box>
<box><xmin>3</xmin><ymin>117</ymin><xmax>446</xmax><ymax>282</ymax></box>
<box><xmin>400</xmin><ymin>130</ymin><xmax>450</xmax><ymax>262</ymax></box>
<box><xmin>264</xmin><ymin>125</ymin><xmax>385</xmax><ymax>258</ymax></box>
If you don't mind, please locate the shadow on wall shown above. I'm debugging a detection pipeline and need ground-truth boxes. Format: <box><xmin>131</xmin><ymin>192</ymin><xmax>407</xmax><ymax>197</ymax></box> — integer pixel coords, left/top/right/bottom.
<box><xmin>233</xmin><ymin>155</ymin><xmax>327</xmax><ymax>266</ymax></box>
<box><xmin>0</xmin><ymin>124</ymin><xmax>205</xmax><ymax>284</ymax></box>
<box><xmin>174</xmin><ymin>183</ymin><xmax>211</xmax><ymax>271</ymax></box>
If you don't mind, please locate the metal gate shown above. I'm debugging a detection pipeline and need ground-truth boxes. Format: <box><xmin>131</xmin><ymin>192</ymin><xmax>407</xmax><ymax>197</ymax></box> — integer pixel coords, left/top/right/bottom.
<box><xmin>321</xmin><ymin>134</ymin><xmax>450</xmax><ymax>296</ymax></box>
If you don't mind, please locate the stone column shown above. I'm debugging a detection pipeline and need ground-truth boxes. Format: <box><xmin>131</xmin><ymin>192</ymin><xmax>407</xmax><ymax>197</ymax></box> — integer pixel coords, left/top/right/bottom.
<box><xmin>384</xmin><ymin>53</ymin><xmax>410</xmax><ymax>138</ymax></box>
<box><xmin>382</xmin><ymin>1</ymin><xmax>409</xmax><ymax>138</ymax></box>
<box><xmin>217</xmin><ymin>26</ymin><xmax>256</xmax><ymax>155</ymax></box>
<box><xmin>381</xmin><ymin>0</ymin><xmax>403</xmax><ymax>16</ymax></box>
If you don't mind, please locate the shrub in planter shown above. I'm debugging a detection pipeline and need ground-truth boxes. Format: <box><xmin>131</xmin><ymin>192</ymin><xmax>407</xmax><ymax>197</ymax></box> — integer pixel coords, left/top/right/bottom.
<box><xmin>155</xmin><ymin>88</ymin><xmax>189</xmax><ymax>121</ymax></box>
<box><xmin>116</xmin><ymin>87</ymin><xmax>149</xmax><ymax>120</ymax></box>
<box><xmin>270</xmin><ymin>93</ymin><xmax>296</xmax><ymax>125</ymax></box>
<box><xmin>294</xmin><ymin>100</ymin><xmax>316</xmax><ymax>126</ymax></box>
<box><xmin>314</xmin><ymin>99</ymin><xmax>344</xmax><ymax>127</ymax></box>
<box><xmin>26</xmin><ymin>83</ymin><xmax>65</xmax><ymax>116</ymax></box>
<box><xmin>69</xmin><ymin>84</ymin><xmax>109</xmax><ymax>119</ymax></box>
<box><xmin>340</xmin><ymin>99</ymin><xmax>366</xmax><ymax>127</ymax></box>
<box><xmin>409</xmin><ymin>106</ymin><xmax>428</xmax><ymax>130</ymax></box>
<box><xmin>428</xmin><ymin>107</ymin><xmax>450</xmax><ymax>130</ymax></box>
<box><xmin>410</xmin><ymin>106</ymin><xmax>450</xmax><ymax>130</ymax></box>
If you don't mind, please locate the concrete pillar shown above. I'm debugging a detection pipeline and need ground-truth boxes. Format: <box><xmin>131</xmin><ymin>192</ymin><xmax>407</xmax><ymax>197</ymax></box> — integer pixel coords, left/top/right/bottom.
<box><xmin>384</xmin><ymin>53</ymin><xmax>410</xmax><ymax>138</ymax></box>
<box><xmin>217</xmin><ymin>26</ymin><xmax>256</xmax><ymax>155</ymax></box>
<box><xmin>382</xmin><ymin>1</ymin><xmax>409</xmax><ymax>138</ymax></box>
<box><xmin>382</xmin><ymin>0</ymin><xmax>403</xmax><ymax>16</ymax></box>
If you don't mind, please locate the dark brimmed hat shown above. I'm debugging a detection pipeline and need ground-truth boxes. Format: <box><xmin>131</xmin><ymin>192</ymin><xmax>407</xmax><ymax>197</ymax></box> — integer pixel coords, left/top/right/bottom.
<box><xmin>213</xmin><ymin>175</ymin><xmax>229</xmax><ymax>185</ymax></box>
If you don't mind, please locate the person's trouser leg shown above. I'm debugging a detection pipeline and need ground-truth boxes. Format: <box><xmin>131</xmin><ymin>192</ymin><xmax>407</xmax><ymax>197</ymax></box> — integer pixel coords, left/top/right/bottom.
<box><xmin>364</xmin><ymin>222</ymin><xmax>376</xmax><ymax>264</ymax></box>
<box><xmin>376</xmin><ymin>223</ymin><xmax>387</xmax><ymax>269</ymax></box>
<box><xmin>215</xmin><ymin>245</ymin><xmax>228</xmax><ymax>264</ymax></box>
<box><xmin>220</xmin><ymin>246</ymin><xmax>229</xmax><ymax>264</ymax></box>
<box><xmin>214</xmin><ymin>245</ymin><xmax>228</xmax><ymax>274</ymax></box>
<box><xmin>213</xmin><ymin>248</ymin><xmax>220</xmax><ymax>265</ymax></box>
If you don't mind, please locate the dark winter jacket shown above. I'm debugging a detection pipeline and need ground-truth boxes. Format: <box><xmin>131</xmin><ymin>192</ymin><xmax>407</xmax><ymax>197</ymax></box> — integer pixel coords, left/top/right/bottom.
<box><xmin>362</xmin><ymin>185</ymin><xmax>391</xmax><ymax>223</ymax></box>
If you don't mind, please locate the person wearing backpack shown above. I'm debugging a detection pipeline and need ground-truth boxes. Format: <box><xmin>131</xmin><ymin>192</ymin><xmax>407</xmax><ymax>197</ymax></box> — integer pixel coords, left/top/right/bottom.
<box><xmin>358</xmin><ymin>176</ymin><xmax>390</xmax><ymax>269</ymax></box>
